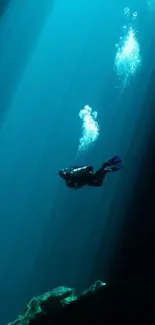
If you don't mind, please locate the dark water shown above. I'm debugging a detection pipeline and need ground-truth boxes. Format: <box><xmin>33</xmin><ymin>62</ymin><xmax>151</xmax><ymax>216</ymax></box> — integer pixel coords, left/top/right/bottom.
<box><xmin>0</xmin><ymin>1</ymin><xmax>155</xmax><ymax>324</ymax></box>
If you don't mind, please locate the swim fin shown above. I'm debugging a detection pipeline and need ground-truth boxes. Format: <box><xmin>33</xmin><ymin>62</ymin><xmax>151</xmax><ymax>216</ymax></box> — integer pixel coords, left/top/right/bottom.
<box><xmin>107</xmin><ymin>156</ymin><xmax>122</xmax><ymax>165</ymax></box>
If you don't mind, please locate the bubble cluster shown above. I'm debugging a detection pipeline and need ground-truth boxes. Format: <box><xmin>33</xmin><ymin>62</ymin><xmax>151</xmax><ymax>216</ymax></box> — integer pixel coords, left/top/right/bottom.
<box><xmin>77</xmin><ymin>105</ymin><xmax>99</xmax><ymax>155</ymax></box>
<box><xmin>124</xmin><ymin>7</ymin><xmax>130</xmax><ymax>17</ymax></box>
<box><xmin>114</xmin><ymin>8</ymin><xmax>141</xmax><ymax>87</ymax></box>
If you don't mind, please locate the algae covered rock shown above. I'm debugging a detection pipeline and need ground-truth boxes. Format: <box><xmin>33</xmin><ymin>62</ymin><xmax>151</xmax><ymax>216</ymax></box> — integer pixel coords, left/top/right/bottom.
<box><xmin>8</xmin><ymin>279</ymin><xmax>155</xmax><ymax>324</ymax></box>
<box><xmin>8</xmin><ymin>286</ymin><xmax>77</xmax><ymax>325</ymax></box>
<box><xmin>81</xmin><ymin>280</ymin><xmax>106</xmax><ymax>297</ymax></box>
<box><xmin>8</xmin><ymin>281</ymin><xmax>108</xmax><ymax>325</ymax></box>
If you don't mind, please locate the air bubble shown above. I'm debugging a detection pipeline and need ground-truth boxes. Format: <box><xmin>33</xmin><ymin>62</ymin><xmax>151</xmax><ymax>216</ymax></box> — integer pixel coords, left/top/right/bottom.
<box><xmin>124</xmin><ymin>7</ymin><xmax>130</xmax><ymax>17</ymax></box>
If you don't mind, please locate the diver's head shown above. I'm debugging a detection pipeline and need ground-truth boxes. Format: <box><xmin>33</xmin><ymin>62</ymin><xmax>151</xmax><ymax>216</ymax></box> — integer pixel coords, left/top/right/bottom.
<box><xmin>59</xmin><ymin>168</ymin><xmax>69</xmax><ymax>180</ymax></box>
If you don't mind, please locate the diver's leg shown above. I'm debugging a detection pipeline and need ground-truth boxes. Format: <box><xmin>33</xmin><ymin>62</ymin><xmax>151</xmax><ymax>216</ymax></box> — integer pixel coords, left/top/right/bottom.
<box><xmin>93</xmin><ymin>158</ymin><xmax>123</xmax><ymax>186</ymax></box>
<box><xmin>105</xmin><ymin>163</ymin><xmax>123</xmax><ymax>172</ymax></box>
<box><xmin>102</xmin><ymin>156</ymin><xmax>122</xmax><ymax>169</ymax></box>
<box><xmin>90</xmin><ymin>169</ymin><xmax>107</xmax><ymax>186</ymax></box>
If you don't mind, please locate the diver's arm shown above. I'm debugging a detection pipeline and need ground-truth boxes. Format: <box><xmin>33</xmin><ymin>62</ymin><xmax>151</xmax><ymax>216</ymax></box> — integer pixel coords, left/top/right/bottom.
<box><xmin>66</xmin><ymin>180</ymin><xmax>79</xmax><ymax>189</ymax></box>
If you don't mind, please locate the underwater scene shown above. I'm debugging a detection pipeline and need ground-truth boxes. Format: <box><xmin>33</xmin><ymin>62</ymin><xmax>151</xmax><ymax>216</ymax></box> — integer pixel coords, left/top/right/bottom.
<box><xmin>0</xmin><ymin>0</ymin><xmax>155</xmax><ymax>323</ymax></box>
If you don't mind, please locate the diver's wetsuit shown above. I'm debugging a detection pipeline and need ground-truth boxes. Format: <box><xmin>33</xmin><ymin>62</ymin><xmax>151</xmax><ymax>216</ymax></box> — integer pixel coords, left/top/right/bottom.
<box><xmin>59</xmin><ymin>156</ymin><xmax>123</xmax><ymax>189</ymax></box>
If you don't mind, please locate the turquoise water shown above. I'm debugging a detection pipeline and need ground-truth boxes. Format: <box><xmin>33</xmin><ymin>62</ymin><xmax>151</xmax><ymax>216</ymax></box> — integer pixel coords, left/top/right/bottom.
<box><xmin>0</xmin><ymin>1</ymin><xmax>154</xmax><ymax>324</ymax></box>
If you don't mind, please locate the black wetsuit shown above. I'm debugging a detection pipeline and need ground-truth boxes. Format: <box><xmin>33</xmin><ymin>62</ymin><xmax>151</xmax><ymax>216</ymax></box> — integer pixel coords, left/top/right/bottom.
<box><xmin>59</xmin><ymin>156</ymin><xmax>123</xmax><ymax>189</ymax></box>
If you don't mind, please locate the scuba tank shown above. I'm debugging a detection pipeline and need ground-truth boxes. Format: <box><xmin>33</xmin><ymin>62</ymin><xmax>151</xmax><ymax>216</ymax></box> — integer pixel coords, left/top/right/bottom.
<box><xmin>70</xmin><ymin>165</ymin><xmax>93</xmax><ymax>177</ymax></box>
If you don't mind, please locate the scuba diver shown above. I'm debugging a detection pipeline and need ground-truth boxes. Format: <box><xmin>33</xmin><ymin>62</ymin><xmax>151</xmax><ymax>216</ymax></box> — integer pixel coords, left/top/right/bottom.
<box><xmin>59</xmin><ymin>156</ymin><xmax>123</xmax><ymax>189</ymax></box>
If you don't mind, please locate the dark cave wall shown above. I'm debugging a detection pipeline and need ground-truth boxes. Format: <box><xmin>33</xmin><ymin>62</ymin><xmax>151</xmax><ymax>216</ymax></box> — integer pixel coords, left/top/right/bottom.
<box><xmin>113</xmin><ymin>70</ymin><xmax>155</xmax><ymax>282</ymax></box>
<box><xmin>88</xmin><ymin>68</ymin><xmax>155</xmax><ymax>286</ymax></box>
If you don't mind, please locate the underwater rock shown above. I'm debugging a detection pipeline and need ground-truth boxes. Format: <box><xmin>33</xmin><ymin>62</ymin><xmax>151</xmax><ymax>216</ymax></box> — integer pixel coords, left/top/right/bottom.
<box><xmin>8</xmin><ymin>286</ymin><xmax>77</xmax><ymax>325</ymax></box>
<box><xmin>8</xmin><ymin>278</ymin><xmax>154</xmax><ymax>324</ymax></box>
<box><xmin>8</xmin><ymin>281</ymin><xmax>107</xmax><ymax>325</ymax></box>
